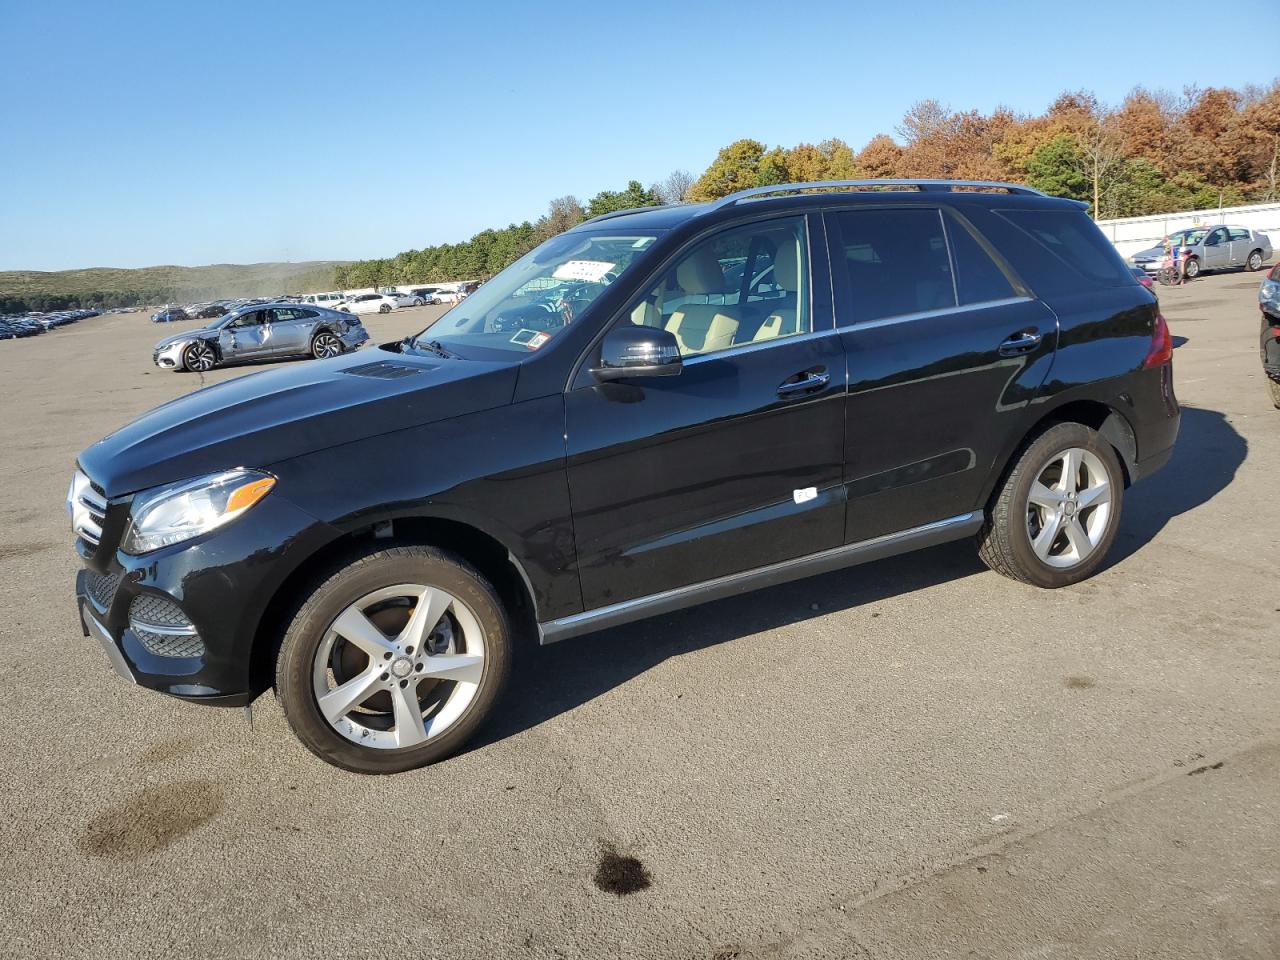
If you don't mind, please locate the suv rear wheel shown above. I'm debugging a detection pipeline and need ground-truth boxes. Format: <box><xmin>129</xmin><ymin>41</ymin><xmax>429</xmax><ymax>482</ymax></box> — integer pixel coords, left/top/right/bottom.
<box><xmin>276</xmin><ymin>545</ymin><xmax>511</xmax><ymax>774</ymax></box>
<box><xmin>978</xmin><ymin>422</ymin><xmax>1124</xmax><ymax>588</ymax></box>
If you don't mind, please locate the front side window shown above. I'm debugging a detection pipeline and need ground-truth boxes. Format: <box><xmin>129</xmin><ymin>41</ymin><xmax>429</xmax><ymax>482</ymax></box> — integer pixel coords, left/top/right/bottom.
<box><xmin>412</xmin><ymin>230</ymin><xmax>658</xmax><ymax>358</ymax></box>
<box><xmin>624</xmin><ymin>216</ymin><xmax>810</xmax><ymax>358</ymax></box>
<box><xmin>230</xmin><ymin>311</ymin><xmax>261</xmax><ymax>328</ymax></box>
<box><xmin>834</xmin><ymin>208</ymin><xmax>955</xmax><ymax>324</ymax></box>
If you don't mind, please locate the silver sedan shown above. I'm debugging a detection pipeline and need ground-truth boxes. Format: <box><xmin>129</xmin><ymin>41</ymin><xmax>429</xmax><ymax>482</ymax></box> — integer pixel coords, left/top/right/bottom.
<box><xmin>152</xmin><ymin>303</ymin><xmax>370</xmax><ymax>372</ymax></box>
<box><xmin>1131</xmin><ymin>225</ymin><xmax>1273</xmax><ymax>279</ymax></box>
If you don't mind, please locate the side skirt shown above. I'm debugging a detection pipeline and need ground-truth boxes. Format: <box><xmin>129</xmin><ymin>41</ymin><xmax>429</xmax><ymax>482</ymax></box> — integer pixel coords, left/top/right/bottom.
<box><xmin>537</xmin><ymin>511</ymin><xmax>982</xmax><ymax>644</ymax></box>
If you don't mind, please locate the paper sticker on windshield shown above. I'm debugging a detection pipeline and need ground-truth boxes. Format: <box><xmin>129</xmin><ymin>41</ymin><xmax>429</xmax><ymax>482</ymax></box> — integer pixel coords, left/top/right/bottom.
<box><xmin>525</xmin><ymin>331</ymin><xmax>551</xmax><ymax>350</ymax></box>
<box><xmin>552</xmin><ymin>259</ymin><xmax>616</xmax><ymax>283</ymax></box>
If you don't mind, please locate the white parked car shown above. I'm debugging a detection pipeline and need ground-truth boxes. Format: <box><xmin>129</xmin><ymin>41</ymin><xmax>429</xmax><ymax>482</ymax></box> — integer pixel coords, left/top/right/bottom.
<box><xmin>336</xmin><ymin>293</ymin><xmax>404</xmax><ymax>315</ymax></box>
<box><xmin>432</xmin><ymin>289</ymin><xmax>466</xmax><ymax>304</ymax></box>
<box><xmin>301</xmin><ymin>291</ymin><xmax>348</xmax><ymax>309</ymax></box>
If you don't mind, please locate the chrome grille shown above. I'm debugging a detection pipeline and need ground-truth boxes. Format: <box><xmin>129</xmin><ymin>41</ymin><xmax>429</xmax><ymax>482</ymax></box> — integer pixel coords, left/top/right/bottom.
<box><xmin>128</xmin><ymin>595</ymin><xmax>205</xmax><ymax>659</ymax></box>
<box><xmin>84</xmin><ymin>570</ymin><xmax>121</xmax><ymax>612</ymax></box>
<box><xmin>67</xmin><ymin>469</ymin><xmax>107</xmax><ymax>548</ymax></box>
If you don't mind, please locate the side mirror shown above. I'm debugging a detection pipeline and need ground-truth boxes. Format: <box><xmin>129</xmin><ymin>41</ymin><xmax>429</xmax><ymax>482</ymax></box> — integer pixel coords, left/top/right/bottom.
<box><xmin>592</xmin><ymin>325</ymin><xmax>682</xmax><ymax>382</ymax></box>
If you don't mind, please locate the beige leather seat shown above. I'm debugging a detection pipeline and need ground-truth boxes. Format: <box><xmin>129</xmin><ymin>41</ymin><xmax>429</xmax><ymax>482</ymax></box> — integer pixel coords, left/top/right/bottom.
<box><xmin>752</xmin><ymin>240</ymin><xmax>802</xmax><ymax>342</ymax></box>
<box><xmin>665</xmin><ymin>248</ymin><xmax>739</xmax><ymax>355</ymax></box>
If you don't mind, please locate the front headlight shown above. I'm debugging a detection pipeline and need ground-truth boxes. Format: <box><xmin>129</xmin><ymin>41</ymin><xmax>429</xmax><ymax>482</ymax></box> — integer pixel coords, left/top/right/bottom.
<box><xmin>122</xmin><ymin>468</ymin><xmax>276</xmax><ymax>554</ymax></box>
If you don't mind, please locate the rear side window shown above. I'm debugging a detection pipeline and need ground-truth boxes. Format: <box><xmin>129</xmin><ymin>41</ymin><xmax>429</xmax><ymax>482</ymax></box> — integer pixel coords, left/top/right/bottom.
<box><xmin>1228</xmin><ymin>228</ymin><xmax>1250</xmax><ymax>241</ymax></box>
<box><xmin>833</xmin><ymin>208</ymin><xmax>956</xmax><ymax>324</ymax></box>
<box><xmin>994</xmin><ymin>208</ymin><xmax>1133</xmax><ymax>287</ymax></box>
<box><xmin>944</xmin><ymin>214</ymin><xmax>1016</xmax><ymax>305</ymax></box>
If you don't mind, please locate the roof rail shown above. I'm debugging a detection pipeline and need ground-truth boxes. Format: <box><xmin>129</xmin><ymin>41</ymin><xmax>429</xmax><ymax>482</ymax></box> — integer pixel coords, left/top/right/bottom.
<box><xmin>577</xmin><ymin>204</ymin><xmax>663</xmax><ymax>227</ymax></box>
<box><xmin>708</xmin><ymin>179</ymin><xmax>1048</xmax><ymax>211</ymax></box>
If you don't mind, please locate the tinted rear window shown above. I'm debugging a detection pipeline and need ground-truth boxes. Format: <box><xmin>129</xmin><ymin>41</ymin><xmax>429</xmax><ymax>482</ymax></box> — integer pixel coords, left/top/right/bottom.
<box><xmin>993</xmin><ymin>208</ymin><xmax>1132</xmax><ymax>288</ymax></box>
<box><xmin>945</xmin><ymin>214</ymin><xmax>1016</xmax><ymax>305</ymax></box>
<box><xmin>833</xmin><ymin>208</ymin><xmax>956</xmax><ymax>324</ymax></box>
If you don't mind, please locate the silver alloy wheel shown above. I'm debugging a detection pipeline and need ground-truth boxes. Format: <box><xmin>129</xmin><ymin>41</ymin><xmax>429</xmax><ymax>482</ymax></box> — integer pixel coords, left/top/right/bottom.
<box><xmin>379</xmin><ymin>303</ymin><xmax>392</xmax><ymax>313</ymax></box>
<box><xmin>311</xmin><ymin>583</ymin><xmax>486</xmax><ymax>749</ymax></box>
<box><xmin>185</xmin><ymin>341</ymin><xmax>216</xmax><ymax>372</ymax></box>
<box><xmin>1025</xmin><ymin>447</ymin><xmax>1112</xmax><ymax>569</ymax></box>
<box><xmin>1184</xmin><ymin>258</ymin><xmax>1200</xmax><ymax>279</ymax></box>
<box><xmin>1248</xmin><ymin>251</ymin><xmax>1263</xmax><ymax>271</ymax></box>
<box><xmin>313</xmin><ymin>333</ymin><xmax>342</xmax><ymax>359</ymax></box>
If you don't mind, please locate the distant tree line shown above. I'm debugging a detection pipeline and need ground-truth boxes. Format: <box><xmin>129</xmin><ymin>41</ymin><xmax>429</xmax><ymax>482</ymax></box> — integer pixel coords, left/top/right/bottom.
<box><xmin>0</xmin><ymin>289</ymin><xmax>175</xmax><ymax>313</ymax></box>
<box><xmin>337</xmin><ymin>81</ymin><xmax>1280</xmax><ymax>288</ymax></box>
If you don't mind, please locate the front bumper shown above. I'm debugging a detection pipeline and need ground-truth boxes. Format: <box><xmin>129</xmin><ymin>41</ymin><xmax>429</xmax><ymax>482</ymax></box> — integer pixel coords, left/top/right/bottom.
<box><xmin>73</xmin><ymin>489</ymin><xmax>339</xmax><ymax>707</ymax></box>
<box><xmin>153</xmin><ymin>341</ymin><xmax>187</xmax><ymax>370</ymax></box>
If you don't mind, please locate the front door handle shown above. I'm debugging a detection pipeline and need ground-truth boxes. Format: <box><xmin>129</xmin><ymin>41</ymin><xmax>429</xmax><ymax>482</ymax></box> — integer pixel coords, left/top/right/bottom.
<box><xmin>998</xmin><ymin>330</ymin><xmax>1043</xmax><ymax>357</ymax></box>
<box><xmin>777</xmin><ymin>369</ymin><xmax>830</xmax><ymax>397</ymax></box>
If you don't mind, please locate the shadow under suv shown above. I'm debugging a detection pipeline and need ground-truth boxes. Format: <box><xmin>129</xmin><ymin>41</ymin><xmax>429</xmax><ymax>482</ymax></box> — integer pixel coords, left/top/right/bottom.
<box><xmin>70</xmin><ymin>179</ymin><xmax>1179</xmax><ymax>773</ymax></box>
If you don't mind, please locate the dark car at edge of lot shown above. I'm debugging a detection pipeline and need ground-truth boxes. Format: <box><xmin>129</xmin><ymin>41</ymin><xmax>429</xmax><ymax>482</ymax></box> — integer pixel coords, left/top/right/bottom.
<box><xmin>1260</xmin><ymin>262</ymin><xmax>1280</xmax><ymax>408</ymax></box>
<box><xmin>69</xmin><ymin>179</ymin><xmax>1180</xmax><ymax>774</ymax></box>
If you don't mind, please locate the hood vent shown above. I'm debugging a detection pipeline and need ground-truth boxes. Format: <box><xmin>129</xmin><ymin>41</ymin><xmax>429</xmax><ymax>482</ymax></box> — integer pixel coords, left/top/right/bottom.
<box><xmin>340</xmin><ymin>361</ymin><xmax>434</xmax><ymax>380</ymax></box>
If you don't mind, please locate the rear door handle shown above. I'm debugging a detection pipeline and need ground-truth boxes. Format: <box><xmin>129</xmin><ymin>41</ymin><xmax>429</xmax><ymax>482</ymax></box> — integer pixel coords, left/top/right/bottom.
<box><xmin>998</xmin><ymin>330</ymin><xmax>1043</xmax><ymax>356</ymax></box>
<box><xmin>777</xmin><ymin>369</ymin><xmax>830</xmax><ymax>398</ymax></box>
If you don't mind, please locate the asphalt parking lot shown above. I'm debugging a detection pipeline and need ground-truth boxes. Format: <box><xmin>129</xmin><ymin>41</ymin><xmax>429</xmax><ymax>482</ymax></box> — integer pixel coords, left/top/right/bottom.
<box><xmin>0</xmin><ymin>280</ymin><xmax>1277</xmax><ymax>960</ymax></box>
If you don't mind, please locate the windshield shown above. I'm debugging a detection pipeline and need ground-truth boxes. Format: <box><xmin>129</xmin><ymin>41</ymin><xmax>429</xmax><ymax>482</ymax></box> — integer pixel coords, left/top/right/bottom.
<box><xmin>1166</xmin><ymin>230</ymin><xmax>1206</xmax><ymax>246</ymax></box>
<box><xmin>410</xmin><ymin>230</ymin><xmax>659</xmax><ymax>358</ymax></box>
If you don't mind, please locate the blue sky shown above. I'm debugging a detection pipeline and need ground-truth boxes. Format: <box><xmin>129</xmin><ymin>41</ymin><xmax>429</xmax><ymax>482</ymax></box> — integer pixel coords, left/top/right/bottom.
<box><xmin>2</xmin><ymin>0</ymin><xmax>1276</xmax><ymax>271</ymax></box>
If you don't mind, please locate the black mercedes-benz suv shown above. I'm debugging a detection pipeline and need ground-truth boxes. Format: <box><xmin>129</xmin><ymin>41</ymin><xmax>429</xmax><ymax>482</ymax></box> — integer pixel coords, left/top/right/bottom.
<box><xmin>70</xmin><ymin>180</ymin><xmax>1179</xmax><ymax>773</ymax></box>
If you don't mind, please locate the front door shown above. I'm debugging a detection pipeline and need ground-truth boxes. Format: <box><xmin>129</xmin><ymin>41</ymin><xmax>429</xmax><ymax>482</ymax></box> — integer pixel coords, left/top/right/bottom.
<box><xmin>219</xmin><ymin>310</ymin><xmax>271</xmax><ymax>359</ymax></box>
<box><xmin>826</xmin><ymin>206</ymin><xmax>1058</xmax><ymax>543</ymax></box>
<box><xmin>565</xmin><ymin>214</ymin><xmax>847</xmax><ymax>611</ymax></box>
<box><xmin>1201</xmin><ymin>227</ymin><xmax>1230</xmax><ymax>270</ymax></box>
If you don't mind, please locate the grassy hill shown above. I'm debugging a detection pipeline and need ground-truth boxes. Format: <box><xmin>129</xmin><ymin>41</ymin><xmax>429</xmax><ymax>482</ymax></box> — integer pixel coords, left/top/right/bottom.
<box><xmin>0</xmin><ymin>261</ymin><xmax>347</xmax><ymax>312</ymax></box>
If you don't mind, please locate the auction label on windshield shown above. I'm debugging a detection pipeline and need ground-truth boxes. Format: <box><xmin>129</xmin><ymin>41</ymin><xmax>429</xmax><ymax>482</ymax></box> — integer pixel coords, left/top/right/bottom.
<box><xmin>552</xmin><ymin>260</ymin><xmax>616</xmax><ymax>283</ymax></box>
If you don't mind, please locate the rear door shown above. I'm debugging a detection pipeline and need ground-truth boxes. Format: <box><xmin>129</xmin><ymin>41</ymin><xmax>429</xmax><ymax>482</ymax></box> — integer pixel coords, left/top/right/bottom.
<box><xmin>564</xmin><ymin>213</ymin><xmax>847</xmax><ymax>610</ymax></box>
<box><xmin>827</xmin><ymin>205</ymin><xmax>1057</xmax><ymax>543</ymax></box>
<box><xmin>1227</xmin><ymin>228</ymin><xmax>1252</xmax><ymax>266</ymax></box>
<box><xmin>271</xmin><ymin>307</ymin><xmax>313</xmax><ymax>354</ymax></box>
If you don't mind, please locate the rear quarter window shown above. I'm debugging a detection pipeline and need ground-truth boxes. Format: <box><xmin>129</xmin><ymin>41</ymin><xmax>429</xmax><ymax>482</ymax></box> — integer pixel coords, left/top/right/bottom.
<box><xmin>990</xmin><ymin>208</ymin><xmax>1133</xmax><ymax>293</ymax></box>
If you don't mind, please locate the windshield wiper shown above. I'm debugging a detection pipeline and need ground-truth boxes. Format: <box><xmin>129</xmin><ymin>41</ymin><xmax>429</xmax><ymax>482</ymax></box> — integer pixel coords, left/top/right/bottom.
<box><xmin>412</xmin><ymin>337</ymin><xmax>461</xmax><ymax>359</ymax></box>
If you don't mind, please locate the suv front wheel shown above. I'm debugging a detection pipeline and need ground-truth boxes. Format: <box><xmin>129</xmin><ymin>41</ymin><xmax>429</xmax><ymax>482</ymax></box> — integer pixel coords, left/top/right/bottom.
<box><xmin>276</xmin><ymin>545</ymin><xmax>511</xmax><ymax>774</ymax></box>
<box><xmin>978</xmin><ymin>422</ymin><xmax>1124</xmax><ymax>588</ymax></box>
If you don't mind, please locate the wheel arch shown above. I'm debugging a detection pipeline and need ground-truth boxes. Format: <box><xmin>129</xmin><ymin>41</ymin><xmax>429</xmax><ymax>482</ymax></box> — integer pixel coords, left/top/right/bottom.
<box><xmin>248</xmin><ymin>515</ymin><xmax>538</xmax><ymax>696</ymax></box>
<box><xmin>980</xmin><ymin>398</ymin><xmax>1136</xmax><ymax>513</ymax></box>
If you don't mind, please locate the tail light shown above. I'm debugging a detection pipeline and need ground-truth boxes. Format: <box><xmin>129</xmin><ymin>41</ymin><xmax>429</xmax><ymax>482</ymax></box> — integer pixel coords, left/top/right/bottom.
<box><xmin>1143</xmin><ymin>312</ymin><xmax>1173</xmax><ymax>368</ymax></box>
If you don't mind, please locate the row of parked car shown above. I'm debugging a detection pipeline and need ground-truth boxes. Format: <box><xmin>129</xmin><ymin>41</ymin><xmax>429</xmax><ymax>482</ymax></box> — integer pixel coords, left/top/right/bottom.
<box><xmin>151</xmin><ymin>286</ymin><xmax>474</xmax><ymax>324</ymax></box>
<box><xmin>0</xmin><ymin>308</ymin><xmax>104</xmax><ymax>340</ymax></box>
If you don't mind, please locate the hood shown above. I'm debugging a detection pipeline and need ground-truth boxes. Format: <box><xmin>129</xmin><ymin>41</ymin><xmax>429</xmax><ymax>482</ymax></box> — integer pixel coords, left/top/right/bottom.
<box><xmin>154</xmin><ymin>327</ymin><xmax>217</xmax><ymax>349</ymax></box>
<box><xmin>1131</xmin><ymin>245</ymin><xmax>1164</xmax><ymax>260</ymax></box>
<box><xmin>78</xmin><ymin>347</ymin><xmax>518</xmax><ymax>496</ymax></box>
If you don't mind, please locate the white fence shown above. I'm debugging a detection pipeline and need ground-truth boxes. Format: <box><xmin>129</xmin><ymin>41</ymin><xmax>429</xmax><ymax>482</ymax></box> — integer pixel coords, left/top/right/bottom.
<box><xmin>1098</xmin><ymin>201</ymin><xmax>1280</xmax><ymax>258</ymax></box>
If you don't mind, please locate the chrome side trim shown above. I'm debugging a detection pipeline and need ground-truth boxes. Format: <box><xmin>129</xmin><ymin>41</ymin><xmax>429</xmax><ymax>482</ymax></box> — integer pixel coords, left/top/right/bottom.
<box><xmin>837</xmin><ymin>297</ymin><xmax>1033</xmax><ymax>333</ymax></box>
<box><xmin>128</xmin><ymin>618</ymin><xmax>199</xmax><ymax>637</ymax></box>
<box><xmin>538</xmin><ymin>511</ymin><xmax>982</xmax><ymax>644</ymax></box>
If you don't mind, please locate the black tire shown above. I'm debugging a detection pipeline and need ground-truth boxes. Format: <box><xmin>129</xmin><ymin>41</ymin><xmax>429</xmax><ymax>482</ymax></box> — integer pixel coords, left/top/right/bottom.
<box><xmin>276</xmin><ymin>545</ymin><xmax>511</xmax><ymax>774</ymax></box>
<box><xmin>311</xmin><ymin>331</ymin><xmax>342</xmax><ymax>360</ymax></box>
<box><xmin>378</xmin><ymin>303</ymin><xmax>392</xmax><ymax>314</ymax></box>
<box><xmin>1246</xmin><ymin>250</ymin><xmax>1264</xmax><ymax>272</ymax></box>
<box><xmin>1268</xmin><ymin>378</ymin><xmax>1280</xmax><ymax>409</ymax></box>
<box><xmin>1182</xmin><ymin>256</ymin><xmax>1200</xmax><ymax>279</ymax></box>
<box><xmin>976</xmin><ymin>422</ymin><xmax>1124</xmax><ymax>588</ymax></box>
<box><xmin>182</xmin><ymin>340</ymin><xmax>216</xmax><ymax>372</ymax></box>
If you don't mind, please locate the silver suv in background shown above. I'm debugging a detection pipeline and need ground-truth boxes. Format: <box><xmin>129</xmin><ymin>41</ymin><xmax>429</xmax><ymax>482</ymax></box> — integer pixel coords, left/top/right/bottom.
<box><xmin>153</xmin><ymin>302</ymin><xmax>368</xmax><ymax>372</ymax></box>
<box><xmin>1131</xmin><ymin>225</ymin><xmax>1272</xmax><ymax>279</ymax></box>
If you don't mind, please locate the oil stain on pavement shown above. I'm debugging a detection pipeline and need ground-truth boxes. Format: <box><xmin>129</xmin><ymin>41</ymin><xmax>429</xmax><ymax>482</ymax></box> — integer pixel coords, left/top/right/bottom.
<box><xmin>593</xmin><ymin>842</ymin><xmax>652</xmax><ymax>895</ymax></box>
<box><xmin>78</xmin><ymin>779</ymin><xmax>224</xmax><ymax>861</ymax></box>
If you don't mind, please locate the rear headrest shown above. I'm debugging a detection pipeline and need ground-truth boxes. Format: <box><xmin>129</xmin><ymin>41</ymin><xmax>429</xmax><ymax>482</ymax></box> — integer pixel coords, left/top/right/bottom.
<box><xmin>676</xmin><ymin>247</ymin><xmax>726</xmax><ymax>294</ymax></box>
<box><xmin>772</xmin><ymin>239</ymin><xmax>799</xmax><ymax>290</ymax></box>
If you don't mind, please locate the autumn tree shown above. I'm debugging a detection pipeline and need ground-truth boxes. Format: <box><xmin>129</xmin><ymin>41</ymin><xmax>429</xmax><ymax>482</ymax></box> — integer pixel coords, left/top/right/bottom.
<box><xmin>686</xmin><ymin>139</ymin><xmax>767</xmax><ymax>201</ymax></box>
